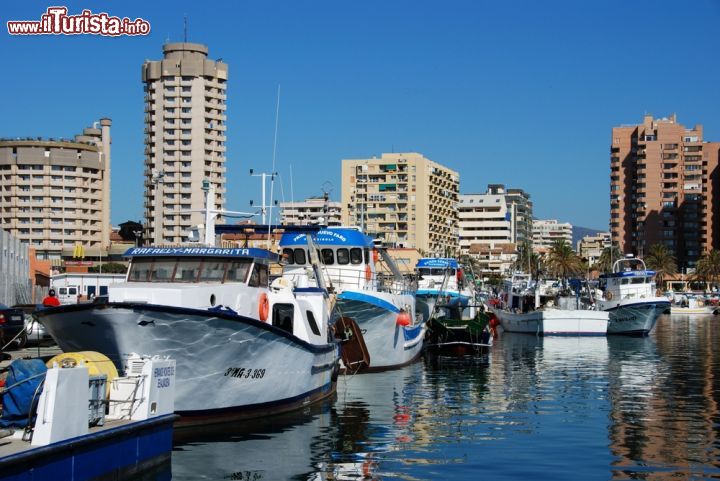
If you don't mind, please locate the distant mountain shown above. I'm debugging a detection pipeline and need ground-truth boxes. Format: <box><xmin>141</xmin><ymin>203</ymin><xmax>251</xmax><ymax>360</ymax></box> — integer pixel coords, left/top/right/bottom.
<box><xmin>572</xmin><ymin>226</ymin><xmax>606</xmax><ymax>248</ymax></box>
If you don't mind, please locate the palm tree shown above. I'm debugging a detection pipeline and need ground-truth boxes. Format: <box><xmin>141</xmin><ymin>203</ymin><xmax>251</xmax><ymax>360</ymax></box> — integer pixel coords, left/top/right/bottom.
<box><xmin>644</xmin><ymin>244</ymin><xmax>677</xmax><ymax>289</ymax></box>
<box><xmin>545</xmin><ymin>239</ymin><xmax>584</xmax><ymax>283</ymax></box>
<box><xmin>695</xmin><ymin>250</ymin><xmax>720</xmax><ymax>291</ymax></box>
<box><xmin>592</xmin><ymin>246</ymin><xmax>623</xmax><ymax>273</ymax></box>
<box><xmin>513</xmin><ymin>241</ymin><xmax>543</xmax><ymax>279</ymax></box>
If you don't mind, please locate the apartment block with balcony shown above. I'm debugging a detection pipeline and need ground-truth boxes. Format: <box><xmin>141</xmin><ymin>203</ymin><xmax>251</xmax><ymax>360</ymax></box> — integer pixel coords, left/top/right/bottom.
<box><xmin>142</xmin><ymin>42</ymin><xmax>228</xmax><ymax>245</ymax></box>
<box><xmin>610</xmin><ymin>114</ymin><xmax>720</xmax><ymax>269</ymax></box>
<box><xmin>458</xmin><ymin>184</ymin><xmax>533</xmax><ymax>251</ymax></box>
<box><xmin>341</xmin><ymin>152</ymin><xmax>459</xmax><ymax>254</ymax></box>
<box><xmin>458</xmin><ymin>184</ymin><xmax>533</xmax><ymax>277</ymax></box>
<box><xmin>0</xmin><ymin>119</ymin><xmax>112</xmax><ymax>260</ymax></box>
<box><xmin>577</xmin><ymin>232</ymin><xmax>611</xmax><ymax>266</ymax></box>
<box><xmin>532</xmin><ymin>219</ymin><xmax>573</xmax><ymax>252</ymax></box>
<box><xmin>280</xmin><ymin>196</ymin><xmax>342</xmax><ymax>226</ymax></box>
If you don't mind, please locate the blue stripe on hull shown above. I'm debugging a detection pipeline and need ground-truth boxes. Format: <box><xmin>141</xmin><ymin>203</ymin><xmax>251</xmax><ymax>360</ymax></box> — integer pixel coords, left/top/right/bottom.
<box><xmin>337</xmin><ymin>291</ymin><xmax>401</xmax><ymax>313</ymax></box>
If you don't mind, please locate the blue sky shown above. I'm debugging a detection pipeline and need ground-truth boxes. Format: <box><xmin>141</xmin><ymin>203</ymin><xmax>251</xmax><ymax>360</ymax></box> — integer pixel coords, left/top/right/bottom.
<box><xmin>2</xmin><ymin>1</ymin><xmax>719</xmax><ymax>231</ymax></box>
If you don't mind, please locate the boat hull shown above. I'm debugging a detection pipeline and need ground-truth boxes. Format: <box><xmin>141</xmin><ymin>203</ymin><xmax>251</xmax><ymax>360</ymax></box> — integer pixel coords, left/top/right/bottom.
<box><xmin>424</xmin><ymin>317</ymin><xmax>493</xmax><ymax>358</ymax></box>
<box><xmin>491</xmin><ymin>308</ymin><xmax>608</xmax><ymax>336</ymax></box>
<box><xmin>670</xmin><ymin>306</ymin><xmax>719</xmax><ymax>316</ymax></box>
<box><xmin>334</xmin><ymin>291</ymin><xmax>424</xmax><ymax>371</ymax></box>
<box><xmin>37</xmin><ymin>303</ymin><xmax>338</xmax><ymax>427</ymax></box>
<box><xmin>601</xmin><ymin>299</ymin><xmax>670</xmax><ymax>335</ymax></box>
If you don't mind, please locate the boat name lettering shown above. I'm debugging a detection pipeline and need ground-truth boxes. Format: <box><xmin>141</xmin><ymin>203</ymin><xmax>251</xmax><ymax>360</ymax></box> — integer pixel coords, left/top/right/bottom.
<box><xmin>224</xmin><ymin>367</ymin><xmax>266</xmax><ymax>379</ymax></box>
<box><xmin>291</xmin><ymin>230</ymin><xmax>347</xmax><ymax>243</ymax></box>
<box><xmin>129</xmin><ymin>247</ymin><xmax>251</xmax><ymax>256</ymax></box>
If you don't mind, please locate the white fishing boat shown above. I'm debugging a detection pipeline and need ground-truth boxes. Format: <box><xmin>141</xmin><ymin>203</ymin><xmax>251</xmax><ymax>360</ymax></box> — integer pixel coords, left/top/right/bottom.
<box><xmin>37</xmin><ymin>188</ymin><xmax>340</xmax><ymax>429</ymax></box>
<box><xmin>669</xmin><ymin>296</ymin><xmax>719</xmax><ymax>316</ymax></box>
<box><xmin>280</xmin><ymin>227</ymin><xmax>424</xmax><ymax>372</ymax></box>
<box><xmin>414</xmin><ymin>258</ymin><xmax>477</xmax><ymax>323</ymax></box>
<box><xmin>491</xmin><ymin>273</ymin><xmax>608</xmax><ymax>336</ymax></box>
<box><xmin>596</xmin><ymin>255</ymin><xmax>670</xmax><ymax>335</ymax></box>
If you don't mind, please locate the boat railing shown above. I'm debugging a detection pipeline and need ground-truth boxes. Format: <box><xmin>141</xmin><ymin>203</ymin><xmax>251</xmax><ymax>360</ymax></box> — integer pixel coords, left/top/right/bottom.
<box><xmin>287</xmin><ymin>267</ymin><xmax>415</xmax><ymax>296</ymax></box>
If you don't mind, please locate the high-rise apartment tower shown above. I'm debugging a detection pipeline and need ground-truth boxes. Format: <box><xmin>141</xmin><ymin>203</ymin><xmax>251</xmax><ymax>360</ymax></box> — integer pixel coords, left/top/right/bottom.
<box><xmin>610</xmin><ymin>114</ymin><xmax>720</xmax><ymax>269</ymax></box>
<box><xmin>142</xmin><ymin>42</ymin><xmax>228</xmax><ymax>244</ymax></box>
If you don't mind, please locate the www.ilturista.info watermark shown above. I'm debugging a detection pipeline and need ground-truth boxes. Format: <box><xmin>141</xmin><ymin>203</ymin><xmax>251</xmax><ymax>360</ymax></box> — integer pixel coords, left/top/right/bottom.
<box><xmin>7</xmin><ymin>6</ymin><xmax>151</xmax><ymax>36</ymax></box>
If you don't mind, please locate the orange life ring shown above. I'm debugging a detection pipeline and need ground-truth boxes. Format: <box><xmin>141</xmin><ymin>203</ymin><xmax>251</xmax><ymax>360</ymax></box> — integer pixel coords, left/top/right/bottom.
<box><xmin>258</xmin><ymin>293</ymin><xmax>270</xmax><ymax>321</ymax></box>
<box><xmin>365</xmin><ymin>264</ymin><xmax>372</xmax><ymax>281</ymax></box>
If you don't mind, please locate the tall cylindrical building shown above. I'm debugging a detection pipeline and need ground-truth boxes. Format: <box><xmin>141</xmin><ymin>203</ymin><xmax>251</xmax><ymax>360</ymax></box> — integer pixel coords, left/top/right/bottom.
<box><xmin>141</xmin><ymin>42</ymin><xmax>228</xmax><ymax>245</ymax></box>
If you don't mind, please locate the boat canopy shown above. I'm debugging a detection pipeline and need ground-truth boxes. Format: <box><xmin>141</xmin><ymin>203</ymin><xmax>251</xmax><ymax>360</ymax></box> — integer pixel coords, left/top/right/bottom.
<box><xmin>280</xmin><ymin>228</ymin><xmax>374</xmax><ymax>248</ymax></box>
<box><xmin>123</xmin><ymin>246</ymin><xmax>279</xmax><ymax>261</ymax></box>
<box><xmin>416</xmin><ymin>258</ymin><xmax>458</xmax><ymax>269</ymax></box>
<box><xmin>599</xmin><ymin>270</ymin><xmax>656</xmax><ymax>279</ymax></box>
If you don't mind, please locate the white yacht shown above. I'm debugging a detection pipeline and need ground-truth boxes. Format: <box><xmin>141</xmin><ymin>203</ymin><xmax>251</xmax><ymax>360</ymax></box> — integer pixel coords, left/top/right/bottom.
<box><xmin>596</xmin><ymin>255</ymin><xmax>670</xmax><ymax>335</ymax></box>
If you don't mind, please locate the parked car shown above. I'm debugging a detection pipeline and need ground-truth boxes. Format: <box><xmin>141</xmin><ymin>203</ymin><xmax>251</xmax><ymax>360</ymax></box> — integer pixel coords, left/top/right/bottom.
<box><xmin>0</xmin><ymin>303</ymin><xmax>27</xmax><ymax>350</ymax></box>
<box><xmin>12</xmin><ymin>304</ymin><xmax>54</xmax><ymax>346</ymax></box>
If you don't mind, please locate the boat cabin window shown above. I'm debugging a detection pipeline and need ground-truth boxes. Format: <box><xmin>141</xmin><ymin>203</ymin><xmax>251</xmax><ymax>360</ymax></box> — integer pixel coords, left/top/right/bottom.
<box><xmin>294</xmin><ymin>249</ymin><xmax>307</xmax><ymax>265</ymax></box>
<box><xmin>174</xmin><ymin>259</ymin><xmax>202</xmax><ymax>282</ymax></box>
<box><xmin>621</xmin><ymin>278</ymin><xmax>630</xmax><ymax>285</ymax></box>
<box><xmin>200</xmin><ymin>261</ymin><xmax>226</xmax><ymax>282</ymax></box>
<box><xmin>281</xmin><ymin>248</ymin><xmax>308</xmax><ymax>265</ymax></box>
<box><xmin>306</xmin><ymin>310</ymin><xmax>321</xmax><ymax>336</ymax></box>
<box><xmin>152</xmin><ymin>259</ymin><xmax>177</xmax><ymax>281</ymax></box>
<box><xmin>419</xmin><ymin>267</ymin><xmax>454</xmax><ymax>277</ymax></box>
<box><xmin>321</xmin><ymin>249</ymin><xmax>334</xmax><ymax>265</ymax></box>
<box><xmin>127</xmin><ymin>257</ymin><xmax>253</xmax><ymax>284</ymax></box>
<box><xmin>272</xmin><ymin>303</ymin><xmax>294</xmax><ymax>334</ymax></box>
<box><xmin>631</xmin><ymin>277</ymin><xmax>647</xmax><ymax>284</ymax></box>
<box><xmin>249</xmin><ymin>263</ymin><xmax>269</xmax><ymax>287</ymax></box>
<box><xmin>226</xmin><ymin>260</ymin><xmax>252</xmax><ymax>283</ymax></box>
<box><xmin>350</xmin><ymin>248</ymin><xmax>363</xmax><ymax>265</ymax></box>
<box><xmin>129</xmin><ymin>258</ymin><xmax>153</xmax><ymax>281</ymax></box>
<box><xmin>337</xmin><ymin>248</ymin><xmax>350</xmax><ymax>265</ymax></box>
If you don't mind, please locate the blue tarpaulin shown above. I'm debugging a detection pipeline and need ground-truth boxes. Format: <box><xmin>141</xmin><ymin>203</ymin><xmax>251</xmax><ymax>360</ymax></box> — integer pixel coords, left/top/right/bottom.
<box><xmin>0</xmin><ymin>359</ymin><xmax>47</xmax><ymax>428</ymax></box>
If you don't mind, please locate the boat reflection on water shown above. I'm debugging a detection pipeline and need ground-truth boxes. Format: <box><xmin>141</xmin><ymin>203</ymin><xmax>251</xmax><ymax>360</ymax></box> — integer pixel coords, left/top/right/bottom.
<box><xmin>171</xmin><ymin>368</ymin><xmax>424</xmax><ymax>480</ymax></box>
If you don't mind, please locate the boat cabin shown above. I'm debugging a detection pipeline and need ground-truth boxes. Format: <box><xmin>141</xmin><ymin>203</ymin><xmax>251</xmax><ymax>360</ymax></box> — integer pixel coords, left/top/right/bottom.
<box><xmin>416</xmin><ymin>258</ymin><xmax>464</xmax><ymax>294</ymax></box>
<box><xmin>280</xmin><ymin>228</ymin><xmax>376</xmax><ymax>291</ymax></box>
<box><xmin>599</xmin><ymin>255</ymin><xmax>657</xmax><ymax>301</ymax></box>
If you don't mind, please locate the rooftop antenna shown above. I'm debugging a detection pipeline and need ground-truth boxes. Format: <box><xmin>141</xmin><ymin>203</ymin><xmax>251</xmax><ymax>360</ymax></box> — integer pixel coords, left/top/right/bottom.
<box><xmin>320</xmin><ymin>181</ymin><xmax>333</xmax><ymax>225</ymax></box>
<box><xmin>183</xmin><ymin>15</ymin><xmax>188</xmax><ymax>42</ymax></box>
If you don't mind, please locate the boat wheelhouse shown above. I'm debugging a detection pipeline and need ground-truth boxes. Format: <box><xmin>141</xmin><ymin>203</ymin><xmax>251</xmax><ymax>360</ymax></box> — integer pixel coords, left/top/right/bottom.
<box><xmin>280</xmin><ymin>227</ymin><xmax>424</xmax><ymax>372</ymax></box>
<box><xmin>596</xmin><ymin>255</ymin><xmax>670</xmax><ymax>335</ymax></box>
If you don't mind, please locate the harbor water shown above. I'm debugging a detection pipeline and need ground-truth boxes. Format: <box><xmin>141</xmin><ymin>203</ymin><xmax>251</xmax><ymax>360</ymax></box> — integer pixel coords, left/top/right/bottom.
<box><xmin>169</xmin><ymin>314</ymin><xmax>720</xmax><ymax>480</ymax></box>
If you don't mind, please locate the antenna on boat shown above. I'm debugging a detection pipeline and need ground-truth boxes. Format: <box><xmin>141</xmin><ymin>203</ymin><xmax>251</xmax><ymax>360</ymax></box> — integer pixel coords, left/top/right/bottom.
<box><xmin>266</xmin><ymin>85</ymin><xmax>281</xmax><ymax>246</ymax></box>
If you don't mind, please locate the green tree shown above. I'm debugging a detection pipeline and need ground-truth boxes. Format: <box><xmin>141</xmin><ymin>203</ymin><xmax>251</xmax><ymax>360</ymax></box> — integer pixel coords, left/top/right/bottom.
<box><xmin>545</xmin><ymin>239</ymin><xmax>584</xmax><ymax>282</ymax></box>
<box><xmin>88</xmin><ymin>262</ymin><xmax>128</xmax><ymax>274</ymax></box>
<box><xmin>644</xmin><ymin>244</ymin><xmax>677</xmax><ymax>289</ymax></box>
<box><xmin>592</xmin><ymin>245</ymin><xmax>623</xmax><ymax>273</ymax></box>
<box><xmin>513</xmin><ymin>241</ymin><xmax>543</xmax><ymax>279</ymax></box>
<box><xmin>695</xmin><ymin>250</ymin><xmax>720</xmax><ymax>291</ymax></box>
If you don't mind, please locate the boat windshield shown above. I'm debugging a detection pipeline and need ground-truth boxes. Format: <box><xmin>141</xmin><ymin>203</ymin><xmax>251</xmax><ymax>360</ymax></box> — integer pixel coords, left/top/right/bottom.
<box><xmin>128</xmin><ymin>257</ymin><xmax>253</xmax><ymax>283</ymax></box>
<box><xmin>419</xmin><ymin>268</ymin><xmax>454</xmax><ymax>277</ymax></box>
